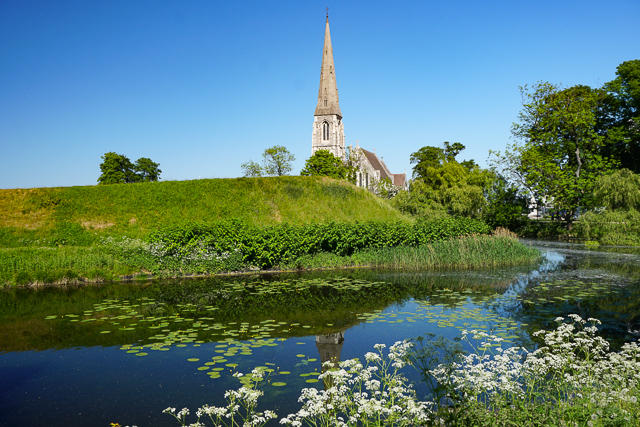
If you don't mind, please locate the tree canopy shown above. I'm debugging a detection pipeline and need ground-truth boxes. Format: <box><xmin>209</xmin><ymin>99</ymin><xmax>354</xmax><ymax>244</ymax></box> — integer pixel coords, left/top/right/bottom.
<box><xmin>242</xmin><ymin>146</ymin><xmax>295</xmax><ymax>177</ymax></box>
<box><xmin>300</xmin><ymin>149</ymin><xmax>349</xmax><ymax>179</ymax></box>
<box><xmin>98</xmin><ymin>152</ymin><xmax>161</xmax><ymax>185</ymax></box>
<box><xmin>395</xmin><ymin>143</ymin><xmax>494</xmax><ymax>218</ymax></box>
<box><xmin>491</xmin><ymin>82</ymin><xmax>617</xmax><ymax>228</ymax></box>
<box><xmin>262</xmin><ymin>145</ymin><xmax>295</xmax><ymax>176</ymax></box>
<box><xmin>602</xmin><ymin>60</ymin><xmax>640</xmax><ymax>173</ymax></box>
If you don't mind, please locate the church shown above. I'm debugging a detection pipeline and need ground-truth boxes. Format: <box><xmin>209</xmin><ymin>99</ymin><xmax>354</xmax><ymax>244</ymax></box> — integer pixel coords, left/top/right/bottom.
<box><xmin>310</xmin><ymin>14</ymin><xmax>407</xmax><ymax>192</ymax></box>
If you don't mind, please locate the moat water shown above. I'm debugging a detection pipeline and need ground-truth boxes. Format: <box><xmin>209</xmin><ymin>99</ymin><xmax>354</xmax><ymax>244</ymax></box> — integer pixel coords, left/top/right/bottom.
<box><xmin>1</xmin><ymin>240</ymin><xmax>639</xmax><ymax>427</ymax></box>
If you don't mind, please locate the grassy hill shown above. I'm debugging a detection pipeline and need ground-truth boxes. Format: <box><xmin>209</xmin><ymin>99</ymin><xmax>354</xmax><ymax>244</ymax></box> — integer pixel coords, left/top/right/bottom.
<box><xmin>0</xmin><ymin>176</ymin><xmax>410</xmax><ymax>245</ymax></box>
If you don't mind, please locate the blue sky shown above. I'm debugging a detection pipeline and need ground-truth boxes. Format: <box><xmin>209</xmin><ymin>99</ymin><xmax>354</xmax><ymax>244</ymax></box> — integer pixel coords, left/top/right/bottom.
<box><xmin>1</xmin><ymin>0</ymin><xmax>639</xmax><ymax>189</ymax></box>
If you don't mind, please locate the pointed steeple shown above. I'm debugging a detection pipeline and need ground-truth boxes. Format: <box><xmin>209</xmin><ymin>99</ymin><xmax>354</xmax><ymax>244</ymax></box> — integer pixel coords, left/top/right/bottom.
<box><xmin>314</xmin><ymin>14</ymin><xmax>342</xmax><ymax>118</ymax></box>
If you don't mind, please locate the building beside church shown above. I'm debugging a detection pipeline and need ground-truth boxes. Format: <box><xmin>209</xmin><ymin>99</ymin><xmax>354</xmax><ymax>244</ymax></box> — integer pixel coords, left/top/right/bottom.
<box><xmin>311</xmin><ymin>14</ymin><xmax>406</xmax><ymax>192</ymax></box>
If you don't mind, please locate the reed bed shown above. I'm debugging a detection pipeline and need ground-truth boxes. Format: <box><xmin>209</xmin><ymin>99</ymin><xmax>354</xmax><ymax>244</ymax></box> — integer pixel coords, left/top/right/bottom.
<box><xmin>0</xmin><ymin>246</ymin><xmax>138</xmax><ymax>286</ymax></box>
<box><xmin>281</xmin><ymin>230</ymin><xmax>539</xmax><ymax>271</ymax></box>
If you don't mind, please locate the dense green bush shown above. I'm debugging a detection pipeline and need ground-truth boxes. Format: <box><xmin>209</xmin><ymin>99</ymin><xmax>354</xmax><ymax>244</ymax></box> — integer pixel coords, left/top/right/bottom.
<box><xmin>576</xmin><ymin>209</ymin><xmax>640</xmax><ymax>245</ymax></box>
<box><xmin>149</xmin><ymin>217</ymin><xmax>491</xmax><ymax>268</ymax></box>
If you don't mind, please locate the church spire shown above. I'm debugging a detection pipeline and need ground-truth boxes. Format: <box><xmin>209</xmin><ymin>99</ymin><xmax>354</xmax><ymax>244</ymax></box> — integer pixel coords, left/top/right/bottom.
<box><xmin>314</xmin><ymin>14</ymin><xmax>342</xmax><ymax>118</ymax></box>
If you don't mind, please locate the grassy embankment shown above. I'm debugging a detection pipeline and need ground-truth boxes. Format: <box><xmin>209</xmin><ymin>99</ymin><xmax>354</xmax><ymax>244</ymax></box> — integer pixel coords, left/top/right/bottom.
<box><xmin>0</xmin><ymin>176</ymin><xmax>539</xmax><ymax>286</ymax></box>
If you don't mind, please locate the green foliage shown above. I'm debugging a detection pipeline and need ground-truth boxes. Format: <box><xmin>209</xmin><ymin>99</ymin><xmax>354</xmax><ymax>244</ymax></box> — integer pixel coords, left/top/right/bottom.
<box><xmin>410</xmin><ymin>141</ymin><xmax>466</xmax><ymax>180</ymax></box>
<box><xmin>576</xmin><ymin>209</ymin><xmax>640</xmax><ymax>246</ymax></box>
<box><xmin>403</xmin><ymin>143</ymin><xmax>495</xmax><ymax>218</ymax></box>
<box><xmin>1</xmin><ymin>177</ymin><xmax>410</xmax><ymax>241</ymax></box>
<box><xmin>593</xmin><ymin>169</ymin><xmax>640</xmax><ymax>211</ymax></box>
<box><xmin>262</xmin><ymin>145</ymin><xmax>295</xmax><ymax>176</ymax></box>
<box><xmin>97</xmin><ymin>152</ymin><xmax>137</xmax><ymax>184</ymax></box>
<box><xmin>0</xmin><ymin>246</ymin><xmax>130</xmax><ymax>286</ymax></box>
<box><xmin>394</xmin><ymin>166</ymin><xmax>494</xmax><ymax>219</ymax></box>
<box><xmin>149</xmin><ymin>217</ymin><xmax>491</xmax><ymax>269</ymax></box>
<box><xmin>97</xmin><ymin>152</ymin><xmax>161</xmax><ymax>184</ymax></box>
<box><xmin>242</xmin><ymin>146</ymin><xmax>295</xmax><ymax>177</ymax></box>
<box><xmin>493</xmin><ymin>82</ymin><xmax>617</xmax><ymax>228</ymax></box>
<box><xmin>240</xmin><ymin>160</ymin><xmax>263</xmax><ymax>177</ymax></box>
<box><xmin>134</xmin><ymin>157</ymin><xmax>162</xmax><ymax>182</ymax></box>
<box><xmin>300</xmin><ymin>149</ymin><xmax>349</xmax><ymax>179</ymax></box>
<box><xmin>602</xmin><ymin>60</ymin><xmax>640</xmax><ymax>174</ymax></box>
<box><xmin>50</xmin><ymin>220</ymin><xmax>94</xmax><ymax>246</ymax></box>
<box><xmin>483</xmin><ymin>176</ymin><xmax>529</xmax><ymax>231</ymax></box>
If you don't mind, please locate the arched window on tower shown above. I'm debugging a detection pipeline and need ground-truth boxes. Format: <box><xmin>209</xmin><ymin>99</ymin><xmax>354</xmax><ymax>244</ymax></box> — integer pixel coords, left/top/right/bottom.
<box><xmin>322</xmin><ymin>121</ymin><xmax>329</xmax><ymax>141</ymax></box>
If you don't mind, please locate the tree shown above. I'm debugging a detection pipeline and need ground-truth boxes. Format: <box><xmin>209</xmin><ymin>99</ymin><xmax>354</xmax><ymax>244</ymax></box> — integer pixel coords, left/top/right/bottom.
<box><xmin>592</xmin><ymin>169</ymin><xmax>640</xmax><ymax>211</ymax></box>
<box><xmin>241</xmin><ymin>160</ymin><xmax>263</xmax><ymax>177</ymax></box>
<box><xmin>410</xmin><ymin>142</ymin><xmax>468</xmax><ymax>180</ymax></box>
<box><xmin>262</xmin><ymin>145</ymin><xmax>295</xmax><ymax>176</ymax></box>
<box><xmin>98</xmin><ymin>152</ymin><xmax>161</xmax><ymax>184</ymax></box>
<box><xmin>491</xmin><ymin>82</ymin><xmax>617</xmax><ymax>229</ymax></box>
<box><xmin>242</xmin><ymin>146</ymin><xmax>295</xmax><ymax>177</ymax></box>
<box><xmin>300</xmin><ymin>149</ymin><xmax>348</xmax><ymax>179</ymax></box>
<box><xmin>483</xmin><ymin>176</ymin><xmax>529</xmax><ymax>230</ymax></box>
<box><xmin>398</xmin><ymin>143</ymin><xmax>494</xmax><ymax>218</ymax></box>
<box><xmin>601</xmin><ymin>60</ymin><xmax>640</xmax><ymax>173</ymax></box>
<box><xmin>134</xmin><ymin>157</ymin><xmax>161</xmax><ymax>182</ymax></box>
<box><xmin>98</xmin><ymin>152</ymin><xmax>137</xmax><ymax>184</ymax></box>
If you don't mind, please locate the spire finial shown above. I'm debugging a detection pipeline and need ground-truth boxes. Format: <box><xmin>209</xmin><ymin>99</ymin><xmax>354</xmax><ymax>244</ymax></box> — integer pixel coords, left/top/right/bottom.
<box><xmin>326</xmin><ymin>7</ymin><xmax>329</xmax><ymax>18</ymax></box>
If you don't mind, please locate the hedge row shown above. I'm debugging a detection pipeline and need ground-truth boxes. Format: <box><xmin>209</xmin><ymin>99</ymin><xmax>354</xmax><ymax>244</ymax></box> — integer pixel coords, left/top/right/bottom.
<box><xmin>148</xmin><ymin>218</ymin><xmax>491</xmax><ymax>268</ymax></box>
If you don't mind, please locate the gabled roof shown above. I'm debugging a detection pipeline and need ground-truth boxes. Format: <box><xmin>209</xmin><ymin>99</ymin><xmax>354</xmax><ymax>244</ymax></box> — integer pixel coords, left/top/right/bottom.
<box><xmin>391</xmin><ymin>174</ymin><xmax>406</xmax><ymax>187</ymax></box>
<box><xmin>361</xmin><ymin>148</ymin><xmax>391</xmax><ymax>180</ymax></box>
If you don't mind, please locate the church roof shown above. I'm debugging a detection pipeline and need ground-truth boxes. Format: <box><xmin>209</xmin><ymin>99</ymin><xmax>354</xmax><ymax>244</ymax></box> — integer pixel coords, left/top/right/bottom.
<box><xmin>360</xmin><ymin>147</ymin><xmax>407</xmax><ymax>188</ymax></box>
<box><xmin>314</xmin><ymin>15</ymin><xmax>342</xmax><ymax>118</ymax></box>
<box><xmin>361</xmin><ymin>148</ymin><xmax>391</xmax><ymax>181</ymax></box>
<box><xmin>391</xmin><ymin>173</ymin><xmax>406</xmax><ymax>188</ymax></box>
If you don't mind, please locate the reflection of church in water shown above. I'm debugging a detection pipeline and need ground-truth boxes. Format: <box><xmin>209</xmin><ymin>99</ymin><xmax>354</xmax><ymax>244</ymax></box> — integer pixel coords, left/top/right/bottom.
<box><xmin>315</xmin><ymin>331</ymin><xmax>345</xmax><ymax>368</ymax></box>
<box><xmin>315</xmin><ymin>331</ymin><xmax>346</xmax><ymax>389</ymax></box>
<box><xmin>311</xmin><ymin>13</ymin><xmax>407</xmax><ymax>191</ymax></box>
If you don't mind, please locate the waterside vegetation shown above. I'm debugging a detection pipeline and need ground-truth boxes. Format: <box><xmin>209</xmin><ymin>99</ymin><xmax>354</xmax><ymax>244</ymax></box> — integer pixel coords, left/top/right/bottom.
<box><xmin>160</xmin><ymin>315</ymin><xmax>640</xmax><ymax>427</ymax></box>
<box><xmin>0</xmin><ymin>177</ymin><xmax>540</xmax><ymax>287</ymax></box>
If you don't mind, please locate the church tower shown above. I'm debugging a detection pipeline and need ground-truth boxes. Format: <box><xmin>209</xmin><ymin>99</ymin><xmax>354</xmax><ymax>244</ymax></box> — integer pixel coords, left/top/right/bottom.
<box><xmin>312</xmin><ymin>13</ymin><xmax>345</xmax><ymax>160</ymax></box>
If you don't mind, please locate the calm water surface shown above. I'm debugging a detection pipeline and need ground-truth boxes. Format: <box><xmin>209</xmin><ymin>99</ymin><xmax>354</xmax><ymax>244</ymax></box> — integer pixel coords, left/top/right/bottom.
<box><xmin>1</xmin><ymin>240</ymin><xmax>639</xmax><ymax>427</ymax></box>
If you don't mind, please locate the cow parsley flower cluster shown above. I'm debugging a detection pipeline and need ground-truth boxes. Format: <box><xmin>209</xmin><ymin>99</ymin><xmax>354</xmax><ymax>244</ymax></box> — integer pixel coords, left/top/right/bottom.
<box><xmin>281</xmin><ymin>341</ymin><xmax>431</xmax><ymax>427</ymax></box>
<box><xmin>431</xmin><ymin>315</ymin><xmax>640</xmax><ymax>425</ymax></box>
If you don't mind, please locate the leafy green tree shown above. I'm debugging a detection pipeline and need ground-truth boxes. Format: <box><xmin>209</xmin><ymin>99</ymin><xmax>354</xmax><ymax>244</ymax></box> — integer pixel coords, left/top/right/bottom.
<box><xmin>98</xmin><ymin>152</ymin><xmax>137</xmax><ymax>184</ymax></box>
<box><xmin>262</xmin><ymin>145</ymin><xmax>295</xmax><ymax>176</ymax></box>
<box><xmin>492</xmin><ymin>82</ymin><xmax>617</xmax><ymax>229</ymax></box>
<box><xmin>241</xmin><ymin>160</ymin><xmax>263</xmax><ymax>177</ymax></box>
<box><xmin>483</xmin><ymin>176</ymin><xmax>529</xmax><ymax>230</ymax></box>
<box><xmin>98</xmin><ymin>152</ymin><xmax>161</xmax><ymax>184</ymax></box>
<box><xmin>601</xmin><ymin>60</ymin><xmax>640</xmax><ymax>173</ymax></box>
<box><xmin>396</xmin><ymin>143</ymin><xmax>495</xmax><ymax>218</ymax></box>
<box><xmin>592</xmin><ymin>168</ymin><xmax>640</xmax><ymax>211</ymax></box>
<box><xmin>300</xmin><ymin>149</ymin><xmax>348</xmax><ymax>179</ymax></box>
<box><xmin>410</xmin><ymin>142</ymin><xmax>469</xmax><ymax>180</ymax></box>
<box><xmin>404</xmin><ymin>143</ymin><xmax>494</xmax><ymax>218</ymax></box>
<box><xmin>134</xmin><ymin>157</ymin><xmax>161</xmax><ymax>182</ymax></box>
<box><xmin>410</xmin><ymin>146</ymin><xmax>445</xmax><ymax>179</ymax></box>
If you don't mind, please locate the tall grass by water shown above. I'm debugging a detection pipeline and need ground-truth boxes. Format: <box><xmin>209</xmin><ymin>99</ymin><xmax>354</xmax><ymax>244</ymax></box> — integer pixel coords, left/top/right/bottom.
<box><xmin>287</xmin><ymin>229</ymin><xmax>539</xmax><ymax>271</ymax></box>
<box><xmin>0</xmin><ymin>246</ymin><xmax>138</xmax><ymax>286</ymax></box>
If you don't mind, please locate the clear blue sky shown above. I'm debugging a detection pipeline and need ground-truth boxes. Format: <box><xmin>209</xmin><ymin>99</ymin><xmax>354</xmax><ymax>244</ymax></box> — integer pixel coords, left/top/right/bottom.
<box><xmin>1</xmin><ymin>0</ymin><xmax>639</xmax><ymax>189</ymax></box>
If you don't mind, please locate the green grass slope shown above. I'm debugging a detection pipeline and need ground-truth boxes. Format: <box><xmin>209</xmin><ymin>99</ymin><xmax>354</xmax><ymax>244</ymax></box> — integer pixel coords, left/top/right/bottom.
<box><xmin>0</xmin><ymin>176</ymin><xmax>410</xmax><ymax>243</ymax></box>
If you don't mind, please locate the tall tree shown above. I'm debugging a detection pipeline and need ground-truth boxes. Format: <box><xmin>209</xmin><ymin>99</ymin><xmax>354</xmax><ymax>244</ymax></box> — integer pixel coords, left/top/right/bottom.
<box><xmin>300</xmin><ymin>149</ymin><xmax>348</xmax><ymax>179</ymax></box>
<box><xmin>262</xmin><ymin>145</ymin><xmax>295</xmax><ymax>176</ymax></box>
<box><xmin>602</xmin><ymin>60</ymin><xmax>640</xmax><ymax>173</ymax></box>
<box><xmin>98</xmin><ymin>152</ymin><xmax>161</xmax><ymax>184</ymax></box>
<box><xmin>241</xmin><ymin>160</ymin><xmax>263</xmax><ymax>177</ymax></box>
<box><xmin>98</xmin><ymin>152</ymin><xmax>137</xmax><ymax>184</ymax></box>
<box><xmin>492</xmin><ymin>82</ymin><xmax>616</xmax><ymax>229</ymax></box>
<box><xmin>399</xmin><ymin>143</ymin><xmax>494</xmax><ymax>218</ymax></box>
<box><xmin>134</xmin><ymin>157</ymin><xmax>162</xmax><ymax>182</ymax></box>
